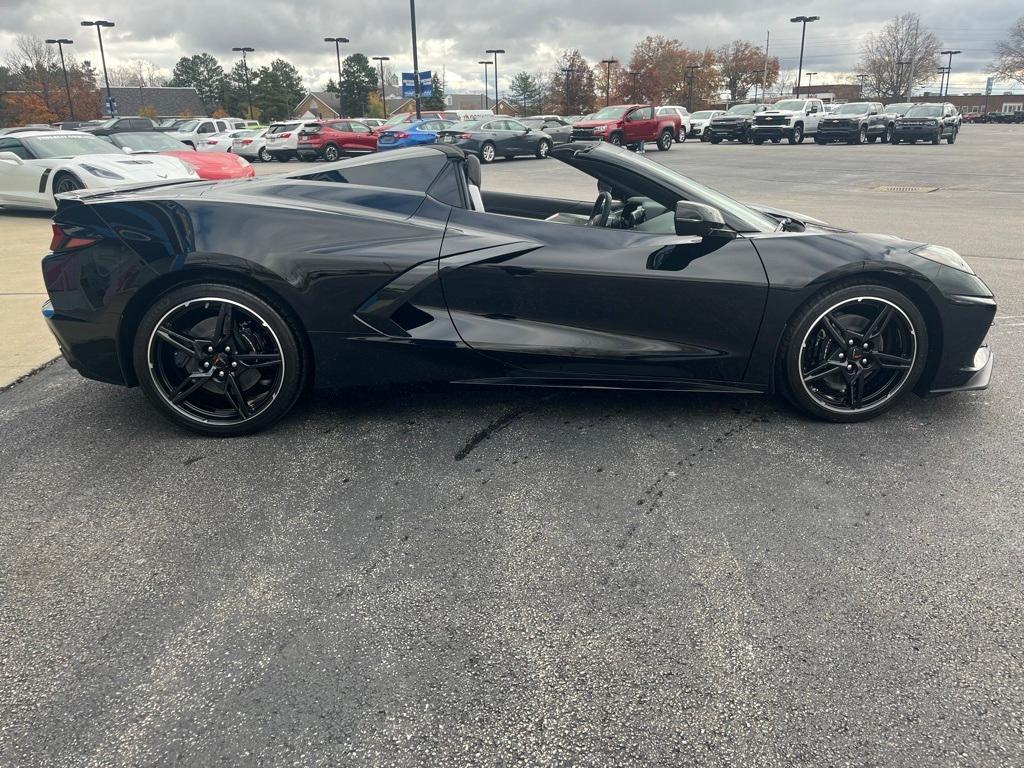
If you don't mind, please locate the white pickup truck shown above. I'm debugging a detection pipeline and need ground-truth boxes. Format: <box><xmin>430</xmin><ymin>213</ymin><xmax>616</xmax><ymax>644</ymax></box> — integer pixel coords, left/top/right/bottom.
<box><xmin>749</xmin><ymin>98</ymin><xmax>825</xmax><ymax>144</ymax></box>
<box><xmin>160</xmin><ymin>117</ymin><xmax>251</xmax><ymax>148</ymax></box>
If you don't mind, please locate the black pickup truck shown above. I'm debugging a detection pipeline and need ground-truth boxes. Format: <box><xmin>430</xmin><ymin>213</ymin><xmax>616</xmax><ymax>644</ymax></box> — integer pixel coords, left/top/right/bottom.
<box><xmin>815</xmin><ymin>102</ymin><xmax>895</xmax><ymax>144</ymax></box>
<box><xmin>705</xmin><ymin>103</ymin><xmax>767</xmax><ymax>144</ymax></box>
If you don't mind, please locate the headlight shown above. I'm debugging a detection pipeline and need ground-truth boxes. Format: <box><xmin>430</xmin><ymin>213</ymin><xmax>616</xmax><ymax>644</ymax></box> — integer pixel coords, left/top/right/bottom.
<box><xmin>80</xmin><ymin>163</ymin><xmax>124</xmax><ymax>180</ymax></box>
<box><xmin>592</xmin><ymin>124</ymin><xmax>607</xmax><ymax>132</ymax></box>
<box><xmin>911</xmin><ymin>244</ymin><xmax>975</xmax><ymax>275</ymax></box>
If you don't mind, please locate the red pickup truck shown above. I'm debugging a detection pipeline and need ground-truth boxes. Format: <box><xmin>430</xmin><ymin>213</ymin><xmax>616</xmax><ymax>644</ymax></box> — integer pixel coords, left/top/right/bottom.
<box><xmin>296</xmin><ymin>120</ymin><xmax>377</xmax><ymax>162</ymax></box>
<box><xmin>571</xmin><ymin>105</ymin><xmax>681</xmax><ymax>150</ymax></box>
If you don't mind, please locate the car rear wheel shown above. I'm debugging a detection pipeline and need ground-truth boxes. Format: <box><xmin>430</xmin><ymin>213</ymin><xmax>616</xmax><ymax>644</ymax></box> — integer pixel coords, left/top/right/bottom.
<box><xmin>780</xmin><ymin>282</ymin><xmax>928</xmax><ymax>422</ymax></box>
<box><xmin>258</xmin><ymin>147</ymin><xmax>271</xmax><ymax>162</ymax></box>
<box><xmin>656</xmin><ymin>129</ymin><xmax>674</xmax><ymax>151</ymax></box>
<box><xmin>323</xmin><ymin>143</ymin><xmax>340</xmax><ymax>161</ymax></box>
<box><xmin>535</xmin><ymin>139</ymin><xmax>551</xmax><ymax>158</ymax></box>
<box><xmin>133</xmin><ymin>283</ymin><xmax>307</xmax><ymax>436</ymax></box>
<box><xmin>479</xmin><ymin>142</ymin><xmax>496</xmax><ymax>163</ymax></box>
<box><xmin>52</xmin><ymin>172</ymin><xmax>83</xmax><ymax>195</ymax></box>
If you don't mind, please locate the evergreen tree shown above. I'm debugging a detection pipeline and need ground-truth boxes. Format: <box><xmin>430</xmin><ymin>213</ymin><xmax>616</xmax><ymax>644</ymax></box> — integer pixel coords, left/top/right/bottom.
<box><xmin>424</xmin><ymin>73</ymin><xmax>445</xmax><ymax>110</ymax></box>
<box><xmin>252</xmin><ymin>58</ymin><xmax>304</xmax><ymax>121</ymax></box>
<box><xmin>167</xmin><ymin>53</ymin><xmax>227</xmax><ymax>112</ymax></box>
<box><xmin>508</xmin><ymin>72</ymin><xmax>544</xmax><ymax>113</ymax></box>
<box><xmin>338</xmin><ymin>53</ymin><xmax>378</xmax><ymax>117</ymax></box>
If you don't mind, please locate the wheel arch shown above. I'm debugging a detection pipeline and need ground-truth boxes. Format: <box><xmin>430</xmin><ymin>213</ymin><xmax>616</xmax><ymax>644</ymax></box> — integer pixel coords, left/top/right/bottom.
<box><xmin>50</xmin><ymin>168</ymin><xmax>83</xmax><ymax>196</ymax></box>
<box><xmin>768</xmin><ymin>268</ymin><xmax>944</xmax><ymax>396</ymax></box>
<box><xmin>117</xmin><ymin>265</ymin><xmax>315</xmax><ymax>388</ymax></box>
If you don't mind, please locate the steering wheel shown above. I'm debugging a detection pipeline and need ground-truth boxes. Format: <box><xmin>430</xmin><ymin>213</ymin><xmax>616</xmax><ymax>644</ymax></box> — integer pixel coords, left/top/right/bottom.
<box><xmin>587</xmin><ymin>191</ymin><xmax>613</xmax><ymax>227</ymax></box>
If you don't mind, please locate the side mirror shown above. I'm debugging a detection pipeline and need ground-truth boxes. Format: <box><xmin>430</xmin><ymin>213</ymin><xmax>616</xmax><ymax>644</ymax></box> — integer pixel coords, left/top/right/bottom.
<box><xmin>0</xmin><ymin>151</ymin><xmax>24</xmax><ymax>165</ymax></box>
<box><xmin>674</xmin><ymin>201</ymin><xmax>736</xmax><ymax>241</ymax></box>
<box><xmin>121</xmin><ymin>146</ymin><xmax>134</xmax><ymax>154</ymax></box>
<box><xmin>524</xmin><ymin>127</ymin><xmax>531</xmax><ymax>133</ymax></box>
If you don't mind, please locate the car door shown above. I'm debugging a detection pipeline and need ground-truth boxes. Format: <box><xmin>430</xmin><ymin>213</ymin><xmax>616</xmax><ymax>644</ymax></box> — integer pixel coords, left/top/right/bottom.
<box><xmin>504</xmin><ymin>119</ymin><xmax>533</xmax><ymax>154</ymax></box>
<box><xmin>438</xmin><ymin>207</ymin><xmax>769</xmax><ymax>383</ymax></box>
<box><xmin>805</xmin><ymin>101</ymin><xmax>823</xmax><ymax>133</ymax></box>
<box><xmin>346</xmin><ymin>120</ymin><xmax>376</xmax><ymax>153</ymax></box>
<box><xmin>543</xmin><ymin>119</ymin><xmax>571</xmax><ymax>144</ymax></box>
<box><xmin>0</xmin><ymin>138</ymin><xmax>46</xmax><ymax>207</ymax></box>
<box><xmin>623</xmin><ymin>107</ymin><xmax>655</xmax><ymax>143</ymax></box>
<box><xmin>486</xmin><ymin>120</ymin><xmax>515</xmax><ymax>155</ymax></box>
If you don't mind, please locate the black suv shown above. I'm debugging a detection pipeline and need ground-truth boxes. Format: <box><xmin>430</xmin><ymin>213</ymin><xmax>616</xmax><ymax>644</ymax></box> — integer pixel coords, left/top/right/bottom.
<box><xmin>81</xmin><ymin>116</ymin><xmax>156</xmax><ymax>136</ymax></box>
<box><xmin>815</xmin><ymin>102</ymin><xmax>894</xmax><ymax>144</ymax></box>
<box><xmin>892</xmin><ymin>103</ymin><xmax>960</xmax><ymax>145</ymax></box>
<box><xmin>706</xmin><ymin>103</ymin><xmax>766</xmax><ymax>144</ymax></box>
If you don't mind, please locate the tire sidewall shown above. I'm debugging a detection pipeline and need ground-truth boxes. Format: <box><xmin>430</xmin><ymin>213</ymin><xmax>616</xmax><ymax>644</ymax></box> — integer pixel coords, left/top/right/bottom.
<box><xmin>132</xmin><ymin>282</ymin><xmax>306</xmax><ymax>436</ymax></box>
<box><xmin>480</xmin><ymin>142</ymin><xmax>496</xmax><ymax>163</ymax></box>
<box><xmin>781</xmin><ymin>282</ymin><xmax>929</xmax><ymax>422</ymax></box>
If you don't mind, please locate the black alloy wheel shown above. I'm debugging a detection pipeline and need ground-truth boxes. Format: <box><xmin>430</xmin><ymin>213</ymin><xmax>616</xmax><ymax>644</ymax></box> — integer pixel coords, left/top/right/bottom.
<box><xmin>657</xmin><ymin>129</ymin><xmax>674</xmax><ymax>151</ymax></box>
<box><xmin>782</xmin><ymin>284</ymin><xmax>927</xmax><ymax>422</ymax></box>
<box><xmin>323</xmin><ymin>144</ymin><xmax>341</xmax><ymax>161</ymax></box>
<box><xmin>133</xmin><ymin>284</ymin><xmax>306</xmax><ymax>436</ymax></box>
<box><xmin>53</xmin><ymin>173</ymin><xmax>83</xmax><ymax>195</ymax></box>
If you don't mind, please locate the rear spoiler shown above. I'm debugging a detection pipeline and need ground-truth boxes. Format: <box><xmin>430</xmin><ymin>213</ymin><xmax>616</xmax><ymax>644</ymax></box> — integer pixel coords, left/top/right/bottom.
<box><xmin>55</xmin><ymin>177</ymin><xmax>213</xmax><ymax>206</ymax></box>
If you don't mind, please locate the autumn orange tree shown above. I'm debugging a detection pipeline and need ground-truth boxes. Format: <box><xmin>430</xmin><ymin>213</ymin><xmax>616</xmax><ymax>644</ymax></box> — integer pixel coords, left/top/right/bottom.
<box><xmin>716</xmin><ymin>40</ymin><xmax>780</xmax><ymax>101</ymax></box>
<box><xmin>618</xmin><ymin>36</ymin><xmax>718</xmax><ymax>107</ymax></box>
<box><xmin>547</xmin><ymin>50</ymin><xmax>598</xmax><ymax>114</ymax></box>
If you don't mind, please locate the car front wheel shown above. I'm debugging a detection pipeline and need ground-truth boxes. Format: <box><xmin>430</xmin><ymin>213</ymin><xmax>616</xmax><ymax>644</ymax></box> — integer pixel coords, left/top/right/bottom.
<box><xmin>133</xmin><ymin>283</ymin><xmax>307</xmax><ymax>436</ymax></box>
<box><xmin>52</xmin><ymin>172</ymin><xmax>83</xmax><ymax>195</ymax></box>
<box><xmin>607</xmin><ymin>133</ymin><xmax>623</xmax><ymax>146</ymax></box>
<box><xmin>479</xmin><ymin>142</ymin><xmax>496</xmax><ymax>163</ymax></box>
<box><xmin>535</xmin><ymin>138</ymin><xmax>550</xmax><ymax>158</ymax></box>
<box><xmin>789</xmin><ymin>125</ymin><xmax>804</xmax><ymax>144</ymax></box>
<box><xmin>781</xmin><ymin>282</ymin><xmax>928</xmax><ymax>422</ymax></box>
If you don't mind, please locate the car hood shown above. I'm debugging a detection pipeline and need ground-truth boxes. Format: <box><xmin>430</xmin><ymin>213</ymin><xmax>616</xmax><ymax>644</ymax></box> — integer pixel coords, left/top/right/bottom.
<box><xmin>758</xmin><ymin>110</ymin><xmax>802</xmax><ymax>117</ymax></box>
<box><xmin>746</xmin><ymin>203</ymin><xmax>848</xmax><ymax>232</ymax></box>
<box><xmin>712</xmin><ymin>115</ymin><xmax>754</xmax><ymax>123</ymax></box>
<box><xmin>573</xmin><ymin>119</ymin><xmax>618</xmax><ymax>129</ymax></box>
<box><xmin>73</xmin><ymin>153</ymin><xmax>195</xmax><ymax>180</ymax></box>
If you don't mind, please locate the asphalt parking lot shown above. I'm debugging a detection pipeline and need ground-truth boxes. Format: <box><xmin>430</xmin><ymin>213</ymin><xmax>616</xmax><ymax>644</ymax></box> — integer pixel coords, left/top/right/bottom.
<box><xmin>2</xmin><ymin>126</ymin><xmax>1023</xmax><ymax>766</ymax></box>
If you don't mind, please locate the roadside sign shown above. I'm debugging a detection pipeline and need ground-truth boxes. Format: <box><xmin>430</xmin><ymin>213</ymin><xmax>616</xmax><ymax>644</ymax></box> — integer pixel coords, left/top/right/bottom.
<box><xmin>103</xmin><ymin>97</ymin><xmax>118</xmax><ymax>116</ymax></box>
<box><xmin>986</xmin><ymin>77</ymin><xmax>994</xmax><ymax>95</ymax></box>
<box><xmin>401</xmin><ymin>71</ymin><xmax>433</xmax><ymax>98</ymax></box>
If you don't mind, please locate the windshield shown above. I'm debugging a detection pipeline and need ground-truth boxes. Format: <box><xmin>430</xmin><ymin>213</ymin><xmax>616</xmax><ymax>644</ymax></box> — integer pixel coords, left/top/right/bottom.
<box><xmin>726</xmin><ymin>104</ymin><xmax>759</xmax><ymax>115</ymax></box>
<box><xmin>24</xmin><ymin>134</ymin><xmax>122</xmax><ymax>159</ymax></box>
<box><xmin>591</xmin><ymin>107</ymin><xmax>628</xmax><ymax>119</ymax></box>
<box><xmin>444</xmin><ymin>120</ymin><xmax>485</xmax><ymax>132</ymax></box>
<box><xmin>95</xmin><ymin>118</ymin><xmax>119</xmax><ymax>129</ymax></box>
<box><xmin>834</xmin><ymin>103</ymin><xmax>870</xmax><ymax>114</ymax></box>
<box><xmin>906</xmin><ymin>105</ymin><xmax>942</xmax><ymax>117</ymax></box>
<box><xmin>885</xmin><ymin>103</ymin><xmax>912</xmax><ymax>113</ymax></box>
<box><xmin>691</xmin><ymin>111</ymin><xmax>716</xmax><ymax>119</ymax></box>
<box><xmin>112</xmin><ymin>132</ymin><xmax>189</xmax><ymax>151</ymax></box>
<box><xmin>173</xmin><ymin>119</ymin><xmax>201</xmax><ymax>132</ymax></box>
<box><xmin>267</xmin><ymin>122</ymin><xmax>299</xmax><ymax>135</ymax></box>
<box><xmin>771</xmin><ymin>100</ymin><xmax>806</xmax><ymax>112</ymax></box>
<box><xmin>520</xmin><ymin>119</ymin><xmax>545</xmax><ymax>128</ymax></box>
<box><xmin>382</xmin><ymin>113</ymin><xmax>414</xmax><ymax>127</ymax></box>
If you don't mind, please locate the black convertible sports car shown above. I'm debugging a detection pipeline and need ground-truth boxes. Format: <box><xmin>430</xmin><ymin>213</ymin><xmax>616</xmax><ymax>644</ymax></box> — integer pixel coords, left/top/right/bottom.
<box><xmin>41</xmin><ymin>143</ymin><xmax>995</xmax><ymax>436</ymax></box>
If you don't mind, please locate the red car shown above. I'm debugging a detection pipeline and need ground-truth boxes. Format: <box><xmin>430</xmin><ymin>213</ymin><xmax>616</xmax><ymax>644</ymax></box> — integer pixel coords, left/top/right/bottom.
<box><xmin>296</xmin><ymin>120</ymin><xmax>377</xmax><ymax>162</ymax></box>
<box><xmin>107</xmin><ymin>132</ymin><xmax>254</xmax><ymax>179</ymax></box>
<box><xmin>571</xmin><ymin>105</ymin><xmax>681</xmax><ymax>150</ymax></box>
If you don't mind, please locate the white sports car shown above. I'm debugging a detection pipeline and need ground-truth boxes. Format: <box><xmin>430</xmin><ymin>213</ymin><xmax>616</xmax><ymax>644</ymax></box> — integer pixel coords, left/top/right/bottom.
<box><xmin>197</xmin><ymin>129</ymin><xmax>253</xmax><ymax>153</ymax></box>
<box><xmin>0</xmin><ymin>130</ymin><xmax>197</xmax><ymax>211</ymax></box>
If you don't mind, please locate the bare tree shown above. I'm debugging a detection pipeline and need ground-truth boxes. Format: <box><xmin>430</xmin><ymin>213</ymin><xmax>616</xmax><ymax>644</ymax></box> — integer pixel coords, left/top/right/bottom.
<box><xmin>108</xmin><ymin>59</ymin><xmax>166</xmax><ymax>87</ymax></box>
<box><xmin>858</xmin><ymin>13</ymin><xmax>942</xmax><ymax>100</ymax></box>
<box><xmin>993</xmin><ymin>16</ymin><xmax>1024</xmax><ymax>87</ymax></box>
<box><xmin>716</xmin><ymin>40</ymin><xmax>779</xmax><ymax>101</ymax></box>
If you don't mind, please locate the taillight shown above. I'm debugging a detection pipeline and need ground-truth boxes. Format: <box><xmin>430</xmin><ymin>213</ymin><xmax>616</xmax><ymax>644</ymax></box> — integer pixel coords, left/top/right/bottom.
<box><xmin>50</xmin><ymin>223</ymin><xmax>98</xmax><ymax>252</ymax></box>
<box><xmin>241</xmin><ymin>139</ymin><xmax>253</xmax><ymax>145</ymax></box>
<box><xmin>279</xmin><ymin>132</ymin><xmax>291</xmax><ymax>139</ymax></box>
<box><xmin>393</xmin><ymin>131</ymin><xmax>409</xmax><ymax>139</ymax></box>
<box><xmin>458</xmin><ymin>133</ymin><xmax>473</xmax><ymax>139</ymax></box>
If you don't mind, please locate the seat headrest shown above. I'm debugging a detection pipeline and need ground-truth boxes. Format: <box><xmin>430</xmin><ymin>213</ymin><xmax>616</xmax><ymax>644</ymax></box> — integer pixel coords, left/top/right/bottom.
<box><xmin>465</xmin><ymin>153</ymin><xmax>482</xmax><ymax>188</ymax></box>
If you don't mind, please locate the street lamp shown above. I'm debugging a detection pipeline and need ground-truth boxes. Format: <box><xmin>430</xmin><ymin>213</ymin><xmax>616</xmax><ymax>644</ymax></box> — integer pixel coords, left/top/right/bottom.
<box><xmin>937</xmin><ymin>67</ymin><xmax>949</xmax><ymax>96</ymax></box>
<box><xmin>372</xmin><ymin>56</ymin><xmax>390</xmax><ymax>117</ymax></box>
<box><xmin>478</xmin><ymin>61</ymin><xmax>491</xmax><ymax>109</ymax></box>
<box><xmin>409</xmin><ymin>0</ymin><xmax>422</xmax><ymax>118</ymax></box>
<box><xmin>485</xmin><ymin>49</ymin><xmax>505</xmax><ymax>111</ymax></box>
<box><xmin>789</xmin><ymin>15</ymin><xmax>820</xmax><ymax>94</ymax></box>
<box><xmin>897</xmin><ymin>59</ymin><xmax>912</xmax><ymax>100</ymax></box>
<box><xmin>80</xmin><ymin>20</ymin><xmax>115</xmax><ymax>115</ymax></box>
<box><xmin>45</xmin><ymin>38</ymin><xmax>75</xmax><ymax>121</ymax></box>
<box><xmin>600</xmin><ymin>58</ymin><xmax>618</xmax><ymax>107</ymax></box>
<box><xmin>232</xmin><ymin>47</ymin><xmax>255</xmax><ymax>120</ymax></box>
<box><xmin>685</xmin><ymin>64</ymin><xmax>701</xmax><ymax>112</ymax></box>
<box><xmin>324</xmin><ymin>37</ymin><xmax>349</xmax><ymax>115</ymax></box>
<box><xmin>856</xmin><ymin>72</ymin><xmax>868</xmax><ymax>98</ymax></box>
<box><xmin>561</xmin><ymin>68</ymin><xmax>576</xmax><ymax>116</ymax></box>
<box><xmin>940</xmin><ymin>50</ymin><xmax>961</xmax><ymax>97</ymax></box>
<box><xmin>805</xmin><ymin>72</ymin><xmax>817</xmax><ymax>95</ymax></box>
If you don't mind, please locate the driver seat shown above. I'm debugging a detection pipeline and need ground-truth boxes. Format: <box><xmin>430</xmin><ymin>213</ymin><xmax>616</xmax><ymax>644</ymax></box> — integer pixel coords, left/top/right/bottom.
<box><xmin>464</xmin><ymin>154</ymin><xmax>485</xmax><ymax>212</ymax></box>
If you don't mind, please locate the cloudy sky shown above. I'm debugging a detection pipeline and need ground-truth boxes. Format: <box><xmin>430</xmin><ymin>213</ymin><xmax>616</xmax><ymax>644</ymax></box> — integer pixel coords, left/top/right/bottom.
<box><xmin>2</xmin><ymin>0</ymin><xmax>1021</xmax><ymax>95</ymax></box>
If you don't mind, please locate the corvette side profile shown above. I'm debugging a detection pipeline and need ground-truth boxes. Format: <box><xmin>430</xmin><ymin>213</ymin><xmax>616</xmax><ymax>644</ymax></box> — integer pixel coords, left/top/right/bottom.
<box><xmin>41</xmin><ymin>143</ymin><xmax>995</xmax><ymax>436</ymax></box>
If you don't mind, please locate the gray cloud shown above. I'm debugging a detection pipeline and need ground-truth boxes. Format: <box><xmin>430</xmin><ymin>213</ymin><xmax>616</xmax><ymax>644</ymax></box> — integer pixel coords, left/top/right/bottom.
<box><xmin>2</xmin><ymin>0</ymin><xmax>1019</xmax><ymax>94</ymax></box>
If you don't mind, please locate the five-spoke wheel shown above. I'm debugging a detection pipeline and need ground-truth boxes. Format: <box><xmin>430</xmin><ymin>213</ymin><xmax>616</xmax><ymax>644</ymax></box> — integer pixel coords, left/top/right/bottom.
<box><xmin>133</xmin><ymin>284</ymin><xmax>306</xmax><ymax>436</ymax></box>
<box><xmin>783</xmin><ymin>284</ymin><xmax>928</xmax><ymax>421</ymax></box>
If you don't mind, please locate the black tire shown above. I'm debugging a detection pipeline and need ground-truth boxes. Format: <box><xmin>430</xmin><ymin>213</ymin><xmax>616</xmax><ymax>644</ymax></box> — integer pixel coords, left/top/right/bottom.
<box><xmin>708</xmin><ymin>135</ymin><xmax>721</xmax><ymax>144</ymax></box>
<box><xmin>931</xmin><ymin>129</ymin><xmax>941</xmax><ymax>145</ymax></box>
<box><xmin>789</xmin><ymin>124</ymin><xmax>804</xmax><ymax>144</ymax></box>
<box><xmin>771</xmin><ymin>137</ymin><xmax>781</xmax><ymax>143</ymax></box>
<box><xmin>132</xmin><ymin>283</ymin><xmax>307</xmax><ymax>436</ymax></box>
<box><xmin>882</xmin><ymin>124</ymin><xmax>893</xmax><ymax>143</ymax></box>
<box><xmin>779</xmin><ymin>281</ymin><xmax>929</xmax><ymax>423</ymax></box>
<box><xmin>657</xmin><ymin>129</ymin><xmax>673</xmax><ymax>151</ymax></box>
<box><xmin>814</xmin><ymin>136</ymin><xmax>826</xmax><ymax>144</ymax></box>
<box><xmin>535</xmin><ymin>138</ymin><xmax>551</xmax><ymax>158</ymax></box>
<box><xmin>678</xmin><ymin>130</ymin><xmax>686</xmax><ymax>143</ymax></box>
<box><xmin>52</xmin><ymin>172</ymin><xmax>83</xmax><ymax>196</ymax></box>
<box><xmin>479</xmin><ymin>142</ymin><xmax>496</xmax><ymax>163</ymax></box>
<box><xmin>856</xmin><ymin>125</ymin><xmax>868</xmax><ymax>144</ymax></box>
<box><xmin>752</xmin><ymin>137</ymin><xmax>764</xmax><ymax>145</ymax></box>
<box><xmin>258</xmin><ymin>146</ymin><xmax>272</xmax><ymax>162</ymax></box>
<box><xmin>890</xmin><ymin>135</ymin><xmax>900</xmax><ymax>144</ymax></box>
<box><xmin>607</xmin><ymin>132</ymin><xmax>623</xmax><ymax>146</ymax></box>
<box><xmin>322</xmin><ymin>143</ymin><xmax>341</xmax><ymax>161</ymax></box>
<box><xmin>946</xmin><ymin>127</ymin><xmax>957</xmax><ymax>144</ymax></box>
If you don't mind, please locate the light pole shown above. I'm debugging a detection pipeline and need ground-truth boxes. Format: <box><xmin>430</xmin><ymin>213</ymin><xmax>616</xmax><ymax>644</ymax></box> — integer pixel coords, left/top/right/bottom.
<box><xmin>856</xmin><ymin>72</ymin><xmax>868</xmax><ymax>98</ymax></box>
<box><xmin>80</xmin><ymin>20</ymin><xmax>115</xmax><ymax>115</ymax></box>
<box><xmin>685</xmin><ymin>64</ymin><xmax>701</xmax><ymax>112</ymax></box>
<box><xmin>937</xmin><ymin>67</ymin><xmax>949</xmax><ymax>96</ymax></box>
<box><xmin>600</xmin><ymin>58</ymin><xmax>618</xmax><ymax>107</ymax></box>
<box><xmin>561</xmin><ymin>68</ymin><xmax>575</xmax><ymax>116</ymax></box>
<box><xmin>45</xmin><ymin>38</ymin><xmax>75</xmax><ymax>121</ymax></box>
<box><xmin>624</xmin><ymin>70</ymin><xmax>639</xmax><ymax>102</ymax></box>
<box><xmin>940</xmin><ymin>50</ymin><xmax>961</xmax><ymax>97</ymax></box>
<box><xmin>485</xmin><ymin>49</ymin><xmax>505</xmax><ymax>112</ymax></box>
<box><xmin>789</xmin><ymin>15</ymin><xmax>820</xmax><ymax>95</ymax></box>
<box><xmin>409</xmin><ymin>0</ymin><xmax>422</xmax><ymax>119</ymax></box>
<box><xmin>478</xmin><ymin>61</ymin><xmax>491</xmax><ymax>109</ymax></box>
<box><xmin>897</xmin><ymin>59</ymin><xmax>912</xmax><ymax>100</ymax></box>
<box><xmin>805</xmin><ymin>72</ymin><xmax>817</xmax><ymax>95</ymax></box>
<box><xmin>232</xmin><ymin>47</ymin><xmax>255</xmax><ymax>120</ymax></box>
<box><xmin>324</xmin><ymin>37</ymin><xmax>349</xmax><ymax>115</ymax></box>
<box><xmin>372</xmin><ymin>56</ymin><xmax>390</xmax><ymax>116</ymax></box>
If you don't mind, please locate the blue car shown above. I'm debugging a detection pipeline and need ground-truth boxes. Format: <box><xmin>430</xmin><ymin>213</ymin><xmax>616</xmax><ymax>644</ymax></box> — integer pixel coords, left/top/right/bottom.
<box><xmin>376</xmin><ymin>118</ymin><xmax>454</xmax><ymax>150</ymax></box>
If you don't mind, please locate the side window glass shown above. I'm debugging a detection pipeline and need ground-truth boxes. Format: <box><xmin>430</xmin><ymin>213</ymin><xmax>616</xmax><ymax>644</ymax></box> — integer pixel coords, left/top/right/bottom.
<box><xmin>0</xmin><ymin>139</ymin><xmax>30</xmax><ymax>159</ymax></box>
<box><xmin>198</xmin><ymin>123</ymin><xmax>214</xmax><ymax>134</ymax></box>
<box><xmin>351</xmin><ymin>123</ymin><xmax>370</xmax><ymax>133</ymax></box>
